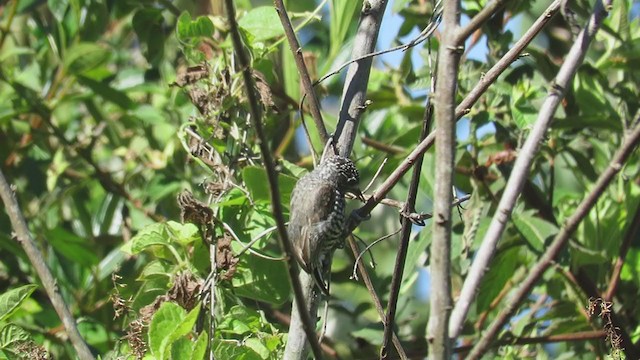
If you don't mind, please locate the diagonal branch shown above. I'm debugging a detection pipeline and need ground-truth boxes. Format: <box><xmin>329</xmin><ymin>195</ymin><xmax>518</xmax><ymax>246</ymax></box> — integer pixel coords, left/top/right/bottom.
<box><xmin>450</xmin><ymin>0</ymin><xmax>612</xmax><ymax>341</ymax></box>
<box><xmin>604</xmin><ymin>201</ymin><xmax>640</xmax><ymax>301</ymax></box>
<box><xmin>455</xmin><ymin>0</ymin><xmax>562</xmax><ymax>118</ymax></box>
<box><xmin>454</xmin><ymin>330</ymin><xmax>607</xmax><ymax>353</ymax></box>
<box><xmin>0</xmin><ymin>170</ymin><xmax>95</xmax><ymax>360</ymax></box>
<box><xmin>347</xmin><ymin>236</ymin><xmax>408</xmax><ymax>359</ymax></box>
<box><xmin>380</xmin><ymin>83</ymin><xmax>435</xmax><ymax>360</ymax></box>
<box><xmin>273</xmin><ymin>0</ymin><xmax>329</xmax><ymax>144</ymax></box>
<box><xmin>455</xmin><ymin>0</ymin><xmax>512</xmax><ymax>44</ymax></box>
<box><xmin>223</xmin><ymin>1</ymin><xmax>323</xmax><ymax>359</ymax></box>
<box><xmin>349</xmin><ymin>0</ymin><xmax>562</xmax><ymax>232</ymax></box>
<box><xmin>466</xmin><ymin>114</ymin><xmax>640</xmax><ymax>360</ymax></box>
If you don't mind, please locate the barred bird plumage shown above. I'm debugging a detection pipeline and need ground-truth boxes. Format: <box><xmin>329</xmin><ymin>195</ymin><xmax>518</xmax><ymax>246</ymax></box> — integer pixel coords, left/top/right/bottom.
<box><xmin>288</xmin><ymin>155</ymin><xmax>362</xmax><ymax>295</ymax></box>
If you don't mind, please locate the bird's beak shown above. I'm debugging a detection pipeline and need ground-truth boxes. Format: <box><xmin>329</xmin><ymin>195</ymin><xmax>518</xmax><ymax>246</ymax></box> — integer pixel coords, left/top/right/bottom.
<box><xmin>353</xmin><ymin>189</ymin><xmax>366</xmax><ymax>202</ymax></box>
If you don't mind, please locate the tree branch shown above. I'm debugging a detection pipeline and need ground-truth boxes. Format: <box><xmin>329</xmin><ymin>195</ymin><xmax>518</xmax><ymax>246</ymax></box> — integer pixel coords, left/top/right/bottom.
<box><xmin>604</xmin><ymin>202</ymin><xmax>640</xmax><ymax>301</ymax></box>
<box><xmin>380</xmin><ymin>82</ymin><xmax>435</xmax><ymax>360</ymax></box>
<box><xmin>455</xmin><ymin>0</ymin><xmax>511</xmax><ymax>44</ymax></box>
<box><xmin>466</xmin><ymin>113</ymin><xmax>639</xmax><ymax>359</ymax></box>
<box><xmin>286</xmin><ymin>1</ymin><xmax>389</xmax><ymax>358</ymax></box>
<box><xmin>223</xmin><ymin>1</ymin><xmax>323</xmax><ymax>359</ymax></box>
<box><xmin>0</xmin><ymin>170</ymin><xmax>95</xmax><ymax>360</ymax></box>
<box><xmin>449</xmin><ymin>0</ymin><xmax>608</xmax><ymax>340</ymax></box>
<box><xmin>574</xmin><ymin>269</ymin><xmax>640</xmax><ymax>359</ymax></box>
<box><xmin>426</xmin><ymin>0</ymin><xmax>461</xmax><ymax>357</ymax></box>
<box><xmin>454</xmin><ymin>330</ymin><xmax>607</xmax><ymax>353</ymax></box>
<box><xmin>335</xmin><ymin>0</ymin><xmax>389</xmax><ymax>157</ymax></box>
<box><xmin>273</xmin><ymin>0</ymin><xmax>329</xmax><ymax>144</ymax></box>
<box><xmin>349</xmin><ymin>0</ymin><xmax>561</xmax><ymax>232</ymax></box>
<box><xmin>455</xmin><ymin>0</ymin><xmax>562</xmax><ymax>118</ymax></box>
<box><xmin>347</xmin><ymin>236</ymin><xmax>408</xmax><ymax>359</ymax></box>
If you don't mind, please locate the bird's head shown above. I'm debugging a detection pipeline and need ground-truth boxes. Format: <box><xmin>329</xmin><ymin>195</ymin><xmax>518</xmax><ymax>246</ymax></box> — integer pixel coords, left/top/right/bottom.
<box><xmin>321</xmin><ymin>156</ymin><xmax>364</xmax><ymax>200</ymax></box>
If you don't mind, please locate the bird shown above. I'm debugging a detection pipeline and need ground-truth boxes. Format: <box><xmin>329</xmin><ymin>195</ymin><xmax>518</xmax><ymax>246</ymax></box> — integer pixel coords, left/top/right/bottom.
<box><xmin>288</xmin><ymin>155</ymin><xmax>363</xmax><ymax>295</ymax></box>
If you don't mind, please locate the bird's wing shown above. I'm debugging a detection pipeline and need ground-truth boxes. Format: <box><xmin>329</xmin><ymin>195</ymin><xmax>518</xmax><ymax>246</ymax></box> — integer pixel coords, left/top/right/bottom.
<box><xmin>289</xmin><ymin>181</ymin><xmax>336</xmax><ymax>270</ymax></box>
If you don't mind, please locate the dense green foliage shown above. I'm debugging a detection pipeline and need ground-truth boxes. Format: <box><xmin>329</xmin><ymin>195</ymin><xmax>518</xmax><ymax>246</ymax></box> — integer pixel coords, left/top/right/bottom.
<box><xmin>0</xmin><ymin>0</ymin><xmax>639</xmax><ymax>359</ymax></box>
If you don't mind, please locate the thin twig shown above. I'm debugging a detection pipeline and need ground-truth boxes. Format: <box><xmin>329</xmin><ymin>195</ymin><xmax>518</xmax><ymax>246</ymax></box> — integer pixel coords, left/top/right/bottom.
<box><xmin>315</xmin><ymin>7</ymin><xmax>441</xmax><ymax>89</ymax></box>
<box><xmin>455</xmin><ymin>0</ymin><xmax>512</xmax><ymax>44</ymax></box>
<box><xmin>454</xmin><ymin>331</ymin><xmax>607</xmax><ymax>353</ymax></box>
<box><xmin>361</xmin><ymin>137</ymin><xmax>406</xmax><ymax>155</ymax></box>
<box><xmin>223</xmin><ymin>1</ymin><xmax>323</xmax><ymax>359</ymax></box>
<box><xmin>575</xmin><ymin>269</ymin><xmax>639</xmax><ymax>358</ymax></box>
<box><xmin>466</xmin><ymin>114</ymin><xmax>639</xmax><ymax>359</ymax></box>
<box><xmin>381</xmin><ymin>34</ymin><xmax>437</xmax><ymax>358</ymax></box>
<box><xmin>351</xmin><ymin>228</ymin><xmax>402</xmax><ymax>280</ymax></box>
<box><xmin>0</xmin><ymin>171</ymin><xmax>95</xmax><ymax>360</ymax></box>
<box><xmin>347</xmin><ymin>236</ymin><xmax>408</xmax><ymax>359</ymax></box>
<box><xmin>223</xmin><ymin>222</ymin><xmax>284</xmax><ymax>261</ymax></box>
<box><xmin>234</xmin><ymin>225</ymin><xmax>280</xmax><ymax>258</ymax></box>
<box><xmin>363</xmin><ymin>157</ymin><xmax>388</xmax><ymax>193</ymax></box>
<box><xmin>451</xmin><ymin>0</ymin><xmax>611</xmax><ymax>342</ymax></box>
<box><xmin>604</xmin><ymin>202</ymin><xmax>640</xmax><ymax>301</ymax></box>
<box><xmin>455</xmin><ymin>0</ymin><xmax>562</xmax><ymax>119</ymax></box>
<box><xmin>0</xmin><ymin>0</ymin><xmax>18</xmax><ymax>49</ymax></box>
<box><xmin>273</xmin><ymin>0</ymin><xmax>329</xmax><ymax>144</ymax></box>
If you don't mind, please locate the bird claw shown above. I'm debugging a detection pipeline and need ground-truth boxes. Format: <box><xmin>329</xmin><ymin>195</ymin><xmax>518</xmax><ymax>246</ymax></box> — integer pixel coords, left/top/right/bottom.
<box><xmin>345</xmin><ymin>209</ymin><xmax>370</xmax><ymax>235</ymax></box>
<box><xmin>350</xmin><ymin>209</ymin><xmax>370</xmax><ymax>222</ymax></box>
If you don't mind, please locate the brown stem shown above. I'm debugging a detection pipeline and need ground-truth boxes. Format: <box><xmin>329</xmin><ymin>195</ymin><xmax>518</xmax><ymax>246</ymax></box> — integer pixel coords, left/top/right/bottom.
<box><xmin>347</xmin><ymin>236</ymin><xmax>408</xmax><ymax>359</ymax></box>
<box><xmin>454</xmin><ymin>331</ymin><xmax>607</xmax><ymax>353</ymax></box>
<box><xmin>604</xmin><ymin>202</ymin><xmax>640</xmax><ymax>301</ymax></box>
<box><xmin>466</xmin><ymin>119</ymin><xmax>640</xmax><ymax>359</ymax></box>
<box><xmin>273</xmin><ymin>0</ymin><xmax>329</xmax><ymax>144</ymax></box>
<box><xmin>0</xmin><ymin>171</ymin><xmax>95</xmax><ymax>360</ymax></box>
<box><xmin>223</xmin><ymin>1</ymin><xmax>323</xmax><ymax>358</ymax></box>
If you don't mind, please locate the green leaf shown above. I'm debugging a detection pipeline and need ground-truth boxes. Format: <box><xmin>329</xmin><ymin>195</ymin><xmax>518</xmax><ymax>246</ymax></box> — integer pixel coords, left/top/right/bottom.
<box><xmin>63</xmin><ymin>42</ymin><xmax>110</xmax><ymax>75</ymax></box>
<box><xmin>148</xmin><ymin>302</ymin><xmax>186</xmax><ymax>358</ymax></box>
<box><xmin>621</xmin><ymin>248</ymin><xmax>640</xmax><ymax>286</ymax></box>
<box><xmin>48</xmin><ymin>0</ymin><xmax>69</xmax><ymax>22</ymax></box>
<box><xmin>131</xmin><ymin>104</ymin><xmax>166</xmax><ymax>124</ymax></box>
<box><xmin>0</xmin><ymin>47</ymin><xmax>35</xmax><ymax>63</ymax></box>
<box><xmin>242</xmin><ymin>166</ymin><xmax>297</xmax><ymax>205</ymax></box>
<box><xmin>0</xmin><ymin>285</ymin><xmax>38</xmax><ymax>322</ymax></box>
<box><xmin>80</xmin><ymin>0</ymin><xmax>108</xmax><ymax>41</ymax></box>
<box><xmin>351</xmin><ymin>325</ymin><xmax>384</xmax><ymax>346</ymax></box>
<box><xmin>76</xmin><ymin>75</ymin><xmax>134</xmax><ymax>109</ymax></box>
<box><xmin>401</xmin><ymin>223</ymin><xmax>431</xmax><ymax>285</ymax></box>
<box><xmin>232</xmin><ymin>250</ymin><xmax>290</xmax><ymax>305</ymax></box>
<box><xmin>47</xmin><ymin>227</ymin><xmax>100</xmax><ymax>266</ymax></box>
<box><xmin>166</xmin><ymin>221</ymin><xmax>200</xmax><ymax>246</ymax></box>
<box><xmin>127</xmin><ymin>223</ymin><xmax>170</xmax><ymax>255</ymax></box>
<box><xmin>132</xmin><ymin>8</ymin><xmax>166</xmax><ymax>64</ymax></box>
<box><xmin>170</xmin><ymin>337</ymin><xmax>193</xmax><ymax>359</ymax></box>
<box><xmin>176</xmin><ymin>12</ymin><xmax>215</xmax><ymax>41</ymax></box>
<box><xmin>279</xmin><ymin>159</ymin><xmax>308</xmax><ymax>178</ymax></box>
<box><xmin>217</xmin><ymin>306</ymin><xmax>261</xmax><ymax>335</ymax></box>
<box><xmin>191</xmin><ymin>332</ymin><xmax>208</xmax><ymax>360</ymax></box>
<box><xmin>0</xmin><ymin>323</ymin><xmax>31</xmax><ymax>349</ymax></box>
<box><xmin>476</xmin><ymin>247</ymin><xmax>519</xmax><ymax>312</ymax></box>
<box><xmin>213</xmin><ymin>338</ymin><xmax>262</xmax><ymax>360</ymax></box>
<box><xmin>238</xmin><ymin>7</ymin><xmax>284</xmax><ymax>42</ymax></box>
<box><xmin>510</xmin><ymin>83</ymin><xmax>539</xmax><ymax>129</ymax></box>
<box><xmin>139</xmin><ymin>260</ymin><xmax>174</xmax><ymax>281</ymax></box>
<box><xmin>160</xmin><ymin>304</ymin><xmax>201</xmax><ymax>358</ymax></box>
<box><xmin>329</xmin><ymin>0</ymin><xmax>361</xmax><ymax>57</ymax></box>
<box><xmin>513</xmin><ymin>213</ymin><xmax>558</xmax><ymax>252</ymax></box>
